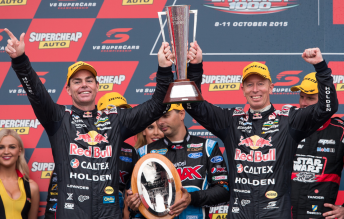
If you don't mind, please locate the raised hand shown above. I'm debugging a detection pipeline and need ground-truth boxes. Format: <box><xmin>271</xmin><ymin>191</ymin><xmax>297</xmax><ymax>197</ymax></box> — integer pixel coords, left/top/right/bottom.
<box><xmin>4</xmin><ymin>28</ymin><xmax>25</xmax><ymax>59</ymax></box>
<box><xmin>158</xmin><ymin>42</ymin><xmax>174</xmax><ymax>68</ymax></box>
<box><xmin>302</xmin><ymin>47</ymin><xmax>324</xmax><ymax>65</ymax></box>
<box><xmin>188</xmin><ymin>41</ymin><xmax>202</xmax><ymax>64</ymax></box>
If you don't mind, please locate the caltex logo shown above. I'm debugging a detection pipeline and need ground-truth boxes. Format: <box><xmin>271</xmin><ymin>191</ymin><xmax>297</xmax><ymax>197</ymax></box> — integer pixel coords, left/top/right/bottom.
<box><xmin>70</xmin><ymin>159</ymin><xmax>79</xmax><ymax>168</ymax></box>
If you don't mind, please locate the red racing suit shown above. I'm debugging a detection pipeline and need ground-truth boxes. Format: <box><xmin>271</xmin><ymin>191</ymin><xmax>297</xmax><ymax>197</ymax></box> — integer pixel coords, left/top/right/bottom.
<box><xmin>11</xmin><ymin>54</ymin><xmax>172</xmax><ymax>219</ymax></box>
<box><xmin>291</xmin><ymin>118</ymin><xmax>344</xmax><ymax>218</ymax></box>
<box><xmin>183</xmin><ymin>61</ymin><xmax>338</xmax><ymax>219</ymax></box>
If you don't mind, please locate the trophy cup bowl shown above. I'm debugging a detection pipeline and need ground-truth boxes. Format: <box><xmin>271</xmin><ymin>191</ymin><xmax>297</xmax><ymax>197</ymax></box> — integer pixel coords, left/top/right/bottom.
<box><xmin>158</xmin><ymin>5</ymin><xmax>204</xmax><ymax>104</ymax></box>
<box><xmin>131</xmin><ymin>153</ymin><xmax>182</xmax><ymax>219</ymax></box>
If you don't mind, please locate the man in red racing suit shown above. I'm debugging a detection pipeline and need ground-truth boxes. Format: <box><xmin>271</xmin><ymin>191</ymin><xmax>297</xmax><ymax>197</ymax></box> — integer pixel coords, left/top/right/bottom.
<box><xmin>183</xmin><ymin>42</ymin><xmax>338</xmax><ymax>219</ymax></box>
<box><xmin>290</xmin><ymin>72</ymin><xmax>344</xmax><ymax>219</ymax></box>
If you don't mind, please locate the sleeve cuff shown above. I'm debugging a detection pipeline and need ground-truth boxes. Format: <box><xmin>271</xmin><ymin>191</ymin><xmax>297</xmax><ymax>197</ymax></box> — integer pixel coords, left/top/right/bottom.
<box><xmin>313</xmin><ymin>60</ymin><xmax>328</xmax><ymax>73</ymax></box>
<box><xmin>189</xmin><ymin>191</ymin><xmax>200</xmax><ymax>206</ymax></box>
<box><xmin>156</xmin><ymin>65</ymin><xmax>174</xmax><ymax>79</ymax></box>
<box><xmin>11</xmin><ymin>53</ymin><xmax>28</xmax><ymax>66</ymax></box>
<box><xmin>188</xmin><ymin>62</ymin><xmax>203</xmax><ymax>72</ymax></box>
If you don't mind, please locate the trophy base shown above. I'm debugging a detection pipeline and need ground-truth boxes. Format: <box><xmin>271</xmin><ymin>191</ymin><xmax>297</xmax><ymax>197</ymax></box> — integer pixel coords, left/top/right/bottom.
<box><xmin>163</xmin><ymin>80</ymin><xmax>204</xmax><ymax>104</ymax></box>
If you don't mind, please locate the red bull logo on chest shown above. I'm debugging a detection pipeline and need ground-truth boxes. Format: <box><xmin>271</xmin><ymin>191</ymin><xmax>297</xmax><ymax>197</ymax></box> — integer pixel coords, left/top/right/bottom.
<box><xmin>238</xmin><ymin>135</ymin><xmax>272</xmax><ymax>150</ymax></box>
<box><xmin>75</xmin><ymin>131</ymin><xmax>109</xmax><ymax>145</ymax></box>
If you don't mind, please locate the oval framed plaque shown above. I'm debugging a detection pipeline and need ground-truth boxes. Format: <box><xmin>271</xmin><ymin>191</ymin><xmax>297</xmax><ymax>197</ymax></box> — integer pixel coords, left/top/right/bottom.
<box><xmin>131</xmin><ymin>153</ymin><xmax>182</xmax><ymax>219</ymax></box>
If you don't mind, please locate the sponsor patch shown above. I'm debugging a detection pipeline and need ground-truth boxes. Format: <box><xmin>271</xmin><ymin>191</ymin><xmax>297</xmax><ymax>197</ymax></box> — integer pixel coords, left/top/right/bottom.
<box><xmin>70</xmin><ymin>158</ymin><xmax>79</xmax><ymax>168</ymax></box>
<box><xmin>187</xmin><ymin>143</ymin><xmax>203</xmax><ymax>148</ymax></box>
<box><xmin>188</xmin><ymin>152</ymin><xmax>203</xmax><ymax>159</ymax></box>
<box><xmin>103</xmin><ymin>196</ymin><xmax>115</xmax><ymax>204</ymax></box>
<box><xmin>78</xmin><ymin>195</ymin><xmax>89</xmax><ymax>202</ymax></box>
<box><xmin>150</xmin><ymin>148</ymin><xmax>168</xmax><ymax>155</ymax></box>
<box><xmin>119</xmin><ymin>156</ymin><xmax>132</xmax><ymax>163</ymax></box>
<box><xmin>213</xmin><ymin>175</ymin><xmax>227</xmax><ymax>181</ymax></box>
<box><xmin>104</xmin><ymin>186</ymin><xmax>114</xmax><ymax>194</ymax></box>
<box><xmin>64</xmin><ymin>203</ymin><xmax>74</xmax><ymax>209</ymax></box>
<box><xmin>265</xmin><ymin>190</ymin><xmax>278</xmax><ymax>199</ymax></box>
<box><xmin>177</xmin><ymin>165</ymin><xmax>203</xmax><ymax>181</ymax></box>
<box><xmin>211</xmin><ymin>156</ymin><xmax>223</xmax><ymax>163</ymax></box>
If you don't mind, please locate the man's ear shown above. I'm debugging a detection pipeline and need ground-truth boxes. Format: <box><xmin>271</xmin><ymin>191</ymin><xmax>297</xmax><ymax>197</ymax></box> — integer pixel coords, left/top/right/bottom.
<box><xmin>179</xmin><ymin>110</ymin><xmax>185</xmax><ymax>121</ymax></box>
<box><xmin>269</xmin><ymin>82</ymin><xmax>274</xmax><ymax>95</ymax></box>
<box><xmin>66</xmin><ymin>85</ymin><xmax>72</xmax><ymax>96</ymax></box>
<box><xmin>241</xmin><ymin>83</ymin><xmax>245</xmax><ymax>97</ymax></box>
<box><xmin>96</xmin><ymin>81</ymin><xmax>99</xmax><ymax>93</ymax></box>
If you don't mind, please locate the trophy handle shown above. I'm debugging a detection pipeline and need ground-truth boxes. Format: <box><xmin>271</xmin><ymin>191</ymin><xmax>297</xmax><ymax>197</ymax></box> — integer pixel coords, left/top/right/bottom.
<box><xmin>186</xmin><ymin>10</ymin><xmax>197</xmax><ymax>64</ymax></box>
<box><xmin>158</xmin><ymin>11</ymin><xmax>167</xmax><ymax>43</ymax></box>
<box><xmin>158</xmin><ymin>11</ymin><xmax>175</xmax><ymax>64</ymax></box>
<box><xmin>190</xmin><ymin>10</ymin><xmax>197</xmax><ymax>43</ymax></box>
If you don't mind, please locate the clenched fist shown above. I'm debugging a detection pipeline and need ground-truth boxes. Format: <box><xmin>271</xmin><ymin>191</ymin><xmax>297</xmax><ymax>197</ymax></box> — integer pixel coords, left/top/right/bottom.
<box><xmin>302</xmin><ymin>48</ymin><xmax>324</xmax><ymax>65</ymax></box>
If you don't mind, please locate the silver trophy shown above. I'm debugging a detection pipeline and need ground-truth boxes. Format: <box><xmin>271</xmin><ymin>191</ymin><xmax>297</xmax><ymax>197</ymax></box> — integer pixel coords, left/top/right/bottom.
<box><xmin>137</xmin><ymin>158</ymin><xmax>176</xmax><ymax>217</ymax></box>
<box><xmin>158</xmin><ymin>5</ymin><xmax>203</xmax><ymax>103</ymax></box>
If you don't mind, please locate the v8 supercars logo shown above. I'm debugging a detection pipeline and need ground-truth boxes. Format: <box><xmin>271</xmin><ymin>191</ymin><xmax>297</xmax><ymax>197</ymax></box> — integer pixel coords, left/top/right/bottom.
<box><xmin>92</xmin><ymin>28</ymin><xmax>139</xmax><ymax>53</ymax></box>
<box><xmin>273</xmin><ymin>71</ymin><xmax>302</xmax><ymax>95</ymax></box>
<box><xmin>204</xmin><ymin>0</ymin><xmax>299</xmax><ymax>15</ymax></box>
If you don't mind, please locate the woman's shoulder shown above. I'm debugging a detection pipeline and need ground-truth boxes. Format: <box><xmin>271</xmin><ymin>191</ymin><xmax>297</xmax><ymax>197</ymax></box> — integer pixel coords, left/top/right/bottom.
<box><xmin>28</xmin><ymin>179</ymin><xmax>39</xmax><ymax>193</ymax></box>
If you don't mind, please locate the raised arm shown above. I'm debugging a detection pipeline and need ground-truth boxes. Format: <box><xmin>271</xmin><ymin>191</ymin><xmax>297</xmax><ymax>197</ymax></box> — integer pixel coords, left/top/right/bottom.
<box><xmin>118</xmin><ymin>42</ymin><xmax>174</xmax><ymax>140</ymax></box>
<box><xmin>5</xmin><ymin>28</ymin><xmax>64</xmax><ymax>136</ymax></box>
<box><xmin>289</xmin><ymin>48</ymin><xmax>338</xmax><ymax>142</ymax></box>
<box><xmin>183</xmin><ymin>42</ymin><xmax>234</xmax><ymax>141</ymax></box>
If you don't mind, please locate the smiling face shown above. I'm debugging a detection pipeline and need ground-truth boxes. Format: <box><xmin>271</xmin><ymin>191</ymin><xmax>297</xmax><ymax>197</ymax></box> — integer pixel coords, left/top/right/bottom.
<box><xmin>66</xmin><ymin>70</ymin><xmax>99</xmax><ymax>110</ymax></box>
<box><xmin>0</xmin><ymin>136</ymin><xmax>21</xmax><ymax>168</ymax></box>
<box><xmin>241</xmin><ymin>74</ymin><xmax>274</xmax><ymax>111</ymax></box>
<box><xmin>299</xmin><ymin>91</ymin><xmax>318</xmax><ymax>108</ymax></box>
<box><xmin>143</xmin><ymin>121</ymin><xmax>164</xmax><ymax>144</ymax></box>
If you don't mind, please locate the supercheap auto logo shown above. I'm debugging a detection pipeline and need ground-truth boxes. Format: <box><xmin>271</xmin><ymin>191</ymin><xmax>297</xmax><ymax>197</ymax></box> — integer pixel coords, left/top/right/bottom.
<box><xmin>209</xmin><ymin>205</ymin><xmax>228</xmax><ymax>219</ymax></box>
<box><xmin>328</xmin><ymin>62</ymin><xmax>344</xmax><ymax>104</ymax></box>
<box><xmin>49</xmin><ymin>1</ymin><xmax>97</xmax><ymax>10</ymax></box>
<box><xmin>97</xmin><ymin>75</ymin><xmax>126</xmax><ymax>91</ymax></box>
<box><xmin>0</xmin><ymin>106</ymin><xmax>44</xmax><ymax>149</ymax></box>
<box><xmin>0</xmin><ymin>0</ymin><xmax>27</xmax><ymax>6</ymax></box>
<box><xmin>122</xmin><ymin>0</ymin><xmax>153</xmax><ymax>5</ymax></box>
<box><xmin>201</xmin><ymin>62</ymin><xmax>255</xmax><ymax>104</ymax></box>
<box><xmin>92</xmin><ymin>28</ymin><xmax>139</xmax><ymax>53</ymax></box>
<box><xmin>29</xmin><ymin>32</ymin><xmax>82</xmax><ymax>49</ymax></box>
<box><xmin>0</xmin><ymin>119</ymin><xmax>40</xmax><ymax>135</ymax></box>
<box><xmin>25</xmin><ymin>19</ymin><xmax>94</xmax><ymax>62</ymax></box>
<box><xmin>204</xmin><ymin>0</ymin><xmax>299</xmax><ymax>15</ymax></box>
<box><xmin>28</xmin><ymin>149</ymin><xmax>54</xmax><ymax>192</ymax></box>
<box><xmin>31</xmin><ymin>162</ymin><xmax>55</xmax><ymax>179</ymax></box>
